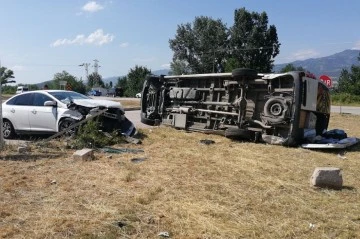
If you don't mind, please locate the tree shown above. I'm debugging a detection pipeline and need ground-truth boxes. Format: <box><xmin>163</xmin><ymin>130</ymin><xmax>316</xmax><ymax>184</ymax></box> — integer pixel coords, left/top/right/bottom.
<box><xmin>337</xmin><ymin>54</ymin><xmax>360</xmax><ymax>95</ymax></box>
<box><xmin>50</xmin><ymin>71</ymin><xmax>86</xmax><ymax>94</ymax></box>
<box><xmin>280</xmin><ymin>64</ymin><xmax>305</xmax><ymax>73</ymax></box>
<box><xmin>116</xmin><ymin>76</ymin><xmax>127</xmax><ymax>92</ymax></box>
<box><xmin>169</xmin><ymin>16</ymin><xmax>228</xmax><ymax>74</ymax></box>
<box><xmin>229</xmin><ymin>8</ymin><xmax>280</xmax><ymax>72</ymax></box>
<box><xmin>169</xmin><ymin>59</ymin><xmax>191</xmax><ymax>75</ymax></box>
<box><xmin>87</xmin><ymin>72</ymin><xmax>105</xmax><ymax>88</ymax></box>
<box><xmin>109</xmin><ymin>81</ymin><xmax>113</xmax><ymax>88</ymax></box>
<box><xmin>125</xmin><ymin>65</ymin><xmax>151</xmax><ymax>97</ymax></box>
<box><xmin>0</xmin><ymin>67</ymin><xmax>16</xmax><ymax>85</ymax></box>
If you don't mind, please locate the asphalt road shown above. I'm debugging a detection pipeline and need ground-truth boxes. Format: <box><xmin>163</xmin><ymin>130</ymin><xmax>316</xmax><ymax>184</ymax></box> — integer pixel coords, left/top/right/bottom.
<box><xmin>330</xmin><ymin>106</ymin><xmax>360</xmax><ymax>115</ymax></box>
<box><xmin>125</xmin><ymin>110</ymin><xmax>151</xmax><ymax>129</ymax></box>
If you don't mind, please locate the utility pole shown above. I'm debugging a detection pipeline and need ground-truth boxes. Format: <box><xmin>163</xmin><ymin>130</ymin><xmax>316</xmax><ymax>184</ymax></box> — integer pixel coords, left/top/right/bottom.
<box><xmin>93</xmin><ymin>59</ymin><xmax>100</xmax><ymax>74</ymax></box>
<box><xmin>79</xmin><ymin>63</ymin><xmax>91</xmax><ymax>80</ymax></box>
<box><xmin>93</xmin><ymin>59</ymin><xmax>101</xmax><ymax>86</ymax></box>
<box><xmin>0</xmin><ymin>60</ymin><xmax>4</xmax><ymax>149</ymax></box>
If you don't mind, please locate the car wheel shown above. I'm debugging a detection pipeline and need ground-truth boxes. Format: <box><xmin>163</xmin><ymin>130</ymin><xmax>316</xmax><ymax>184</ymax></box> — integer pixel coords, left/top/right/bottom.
<box><xmin>59</xmin><ymin>118</ymin><xmax>77</xmax><ymax>138</ymax></box>
<box><xmin>2</xmin><ymin>120</ymin><xmax>16</xmax><ymax>139</ymax></box>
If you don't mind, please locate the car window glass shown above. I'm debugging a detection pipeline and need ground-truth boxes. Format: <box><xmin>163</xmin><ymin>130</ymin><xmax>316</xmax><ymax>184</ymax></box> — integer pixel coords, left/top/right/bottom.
<box><xmin>7</xmin><ymin>93</ymin><xmax>33</xmax><ymax>106</ymax></box>
<box><xmin>33</xmin><ymin>93</ymin><xmax>53</xmax><ymax>106</ymax></box>
<box><xmin>49</xmin><ymin>91</ymin><xmax>90</xmax><ymax>104</ymax></box>
<box><xmin>6</xmin><ymin>97</ymin><xmax>17</xmax><ymax>105</ymax></box>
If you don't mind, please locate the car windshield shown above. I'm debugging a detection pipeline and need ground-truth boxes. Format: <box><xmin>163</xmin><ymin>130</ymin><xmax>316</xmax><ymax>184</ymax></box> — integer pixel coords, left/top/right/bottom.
<box><xmin>49</xmin><ymin>91</ymin><xmax>91</xmax><ymax>104</ymax></box>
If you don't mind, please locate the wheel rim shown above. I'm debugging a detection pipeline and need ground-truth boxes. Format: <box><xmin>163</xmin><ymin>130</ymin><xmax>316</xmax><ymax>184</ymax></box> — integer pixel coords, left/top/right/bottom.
<box><xmin>3</xmin><ymin>122</ymin><xmax>12</xmax><ymax>138</ymax></box>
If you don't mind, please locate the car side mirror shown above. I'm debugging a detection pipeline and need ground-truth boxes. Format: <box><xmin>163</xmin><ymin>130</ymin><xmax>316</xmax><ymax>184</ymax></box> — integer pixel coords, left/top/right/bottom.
<box><xmin>44</xmin><ymin>100</ymin><xmax>57</xmax><ymax>107</ymax></box>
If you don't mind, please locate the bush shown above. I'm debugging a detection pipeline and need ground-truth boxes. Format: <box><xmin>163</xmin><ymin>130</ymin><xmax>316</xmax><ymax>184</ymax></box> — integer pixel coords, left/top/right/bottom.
<box><xmin>331</xmin><ymin>93</ymin><xmax>360</xmax><ymax>105</ymax></box>
<box><xmin>73</xmin><ymin>119</ymin><xmax>125</xmax><ymax>149</ymax></box>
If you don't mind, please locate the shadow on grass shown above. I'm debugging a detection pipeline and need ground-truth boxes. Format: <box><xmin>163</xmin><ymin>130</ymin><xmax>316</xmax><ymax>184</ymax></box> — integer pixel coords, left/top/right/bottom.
<box><xmin>342</xmin><ymin>186</ymin><xmax>356</xmax><ymax>190</ymax></box>
<box><xmin>133</xmin><ymin>130</ymin><xmax>148</xmax><ymax>140</ymax></box>
<box><xmin>0</xmin><ymin>153</ymin><xmax>63</xmax><ymax>161</ymax></box>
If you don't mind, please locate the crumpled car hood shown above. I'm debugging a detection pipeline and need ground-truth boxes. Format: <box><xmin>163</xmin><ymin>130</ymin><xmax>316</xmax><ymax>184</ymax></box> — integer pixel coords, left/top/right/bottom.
<box><xmin>72</xmin><ymin>99</ymin><xmax>124</xmax><ymax>110</ymax></box>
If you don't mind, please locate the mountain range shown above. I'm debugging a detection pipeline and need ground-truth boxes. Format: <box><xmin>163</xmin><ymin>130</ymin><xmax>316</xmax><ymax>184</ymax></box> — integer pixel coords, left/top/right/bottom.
<box><xmin>273</xmin><ymin>49</ymin><xmax>360</xmax><ymax>79</ymax></box>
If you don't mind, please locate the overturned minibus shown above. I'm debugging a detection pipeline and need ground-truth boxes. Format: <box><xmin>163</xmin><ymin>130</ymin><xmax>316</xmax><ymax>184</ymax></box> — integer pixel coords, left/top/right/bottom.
<box><xmin>140</xmin><ymin>69</ymin><xmax>331</xmax><ymax>146</ymax></box>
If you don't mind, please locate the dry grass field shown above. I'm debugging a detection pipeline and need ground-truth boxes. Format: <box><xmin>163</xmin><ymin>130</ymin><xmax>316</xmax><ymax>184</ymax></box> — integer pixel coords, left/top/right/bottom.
<box><xmin>0</xmin><ymin>113</ymin><xmax>360</xmax><ymax>239</ymax></box>
<box><xmin>117</xmin><ymin>99</ymin><xmax>140</xmax><ymax>108</ymax></box>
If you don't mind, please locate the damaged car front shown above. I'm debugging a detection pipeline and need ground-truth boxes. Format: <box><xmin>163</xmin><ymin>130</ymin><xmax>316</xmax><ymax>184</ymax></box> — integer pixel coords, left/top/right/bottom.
<box><xmin>48</xmin><ymin>91</ymin><xmax>137</xmax><ymax>137</ymax></box>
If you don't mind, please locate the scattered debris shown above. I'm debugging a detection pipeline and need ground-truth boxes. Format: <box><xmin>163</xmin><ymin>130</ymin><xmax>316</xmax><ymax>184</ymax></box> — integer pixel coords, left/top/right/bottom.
<box><xmin>200</xmin><ymin>139</ymin><xmax>215</xmax><ymax>145</ymax></box>
<box><xmin>100</xmin><ymin>147</ymin><xmax>144</xmax><ymax>154</ymax></box>
<box><xmin>309</xmin><ymin>223</ymin><xmax>315</xmax><ymax>230</ymax></box>
<box><xmin>114</xmin><ymin>221</ymin><xmax>127</xmax><ymax>228</ymax></box>
<box><xmin>302</xmin><ymin>129</ymin><xmax>359</xmax><ymax>149</ymax></box>
<box><xmin>50</xmin><ymin>180</ymin><xmax>57</xmax><ymax>185</ymax></box>
<box><xmin>158</xmin><ymin>231</ymin><xmax>170</xmax><ymax>238</ymax></box>
<box><xmin>73</xmin><ymin>148</ymin><xmax>95</xmax><ymax>161</ymax></box>
<box><xmin>124</xmin><ymin>136</ymin><xmax>142</xmax><ymax>144</ymax></box>
<box><xmin>17</xmin><ymin>146</ymin><xmax>30</xmax><ymax>153</ymax></box>
<box><xmin>131</xmin><ymin>157</ymin><xmax>147</xmax><ymax>163</ymax></box>
<box><xmin>106</xmin><ymin>155</ymin><xmax>113</xmax><ymax>159</ymax></box>
<box><xmin>337</xmin><ymin>151</ymin><xmax>347</xmax><ymax>160</ymax></box>
<box><xmin>310</xmin><ymin>167</ymin><xmax>343</xmax><ymax>189</ymax></box>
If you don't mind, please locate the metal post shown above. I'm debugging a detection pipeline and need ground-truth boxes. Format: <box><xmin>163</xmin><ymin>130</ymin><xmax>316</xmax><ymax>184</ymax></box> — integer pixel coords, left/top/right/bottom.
<box><xmin>0</xmin><ymin>60</ymin><xmax>4</xmax><ymax>149</ymax></box>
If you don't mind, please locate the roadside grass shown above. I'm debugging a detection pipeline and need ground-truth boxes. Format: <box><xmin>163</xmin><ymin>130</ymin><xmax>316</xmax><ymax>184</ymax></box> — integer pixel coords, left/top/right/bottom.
<box><xmin>0</xmin><ymin>94</ymin><xmax>13</xmax><ymax>101</ymax></box>
<box><xmin>331</xmin><ymin>101</ymin><xmax>360</xmax><ymax>107</ymax></box>
<box><xmin>0</xmin><ymin>113</ymin><xmax>360</xmax><ymax>238</ymax></box>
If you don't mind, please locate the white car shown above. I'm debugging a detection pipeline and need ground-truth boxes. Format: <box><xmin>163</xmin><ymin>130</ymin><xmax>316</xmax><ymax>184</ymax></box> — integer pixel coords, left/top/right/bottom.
<box><xmin>135</xmin><ymin>93</ymin><xmax>142</xmax><ymax>98</ymax></box>
<box><xmin>15</xmin><ymin>86</ymin><xmax>29</xmax><ymax>94</ymax></box>
<box><xmin>2</xmin><ymin>90</ymin><xmax>136</xmax><ymax>139</ymax></box>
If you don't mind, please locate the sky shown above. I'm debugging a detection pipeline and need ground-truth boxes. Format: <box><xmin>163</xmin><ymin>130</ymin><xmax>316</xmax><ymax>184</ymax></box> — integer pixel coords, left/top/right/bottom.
<box><xmin>1</xmin><ymin>0</ymin><xmax>360</xmax><ymax>85</ymax></box>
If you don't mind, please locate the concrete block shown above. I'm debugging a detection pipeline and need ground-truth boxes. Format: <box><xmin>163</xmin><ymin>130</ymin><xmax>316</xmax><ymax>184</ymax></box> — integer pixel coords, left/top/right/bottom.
<box><xmin>310</xmin><ymin>167</ymin><xmax>343</xmax><ymax>189</ymax></box>
<box><xmin>73</xmin><ymin>148</ymin><xmax>94</xmax><ymax>161</ymax></box>
<box><xmin>17</xmin><ymin>146</ymin><xmax>30</xmax><ymax>153</ymax></box>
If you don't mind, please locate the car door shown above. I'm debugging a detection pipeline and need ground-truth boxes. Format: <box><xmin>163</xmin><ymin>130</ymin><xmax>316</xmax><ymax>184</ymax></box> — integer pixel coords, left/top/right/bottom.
<box><xmin>28</xmin><ymin>92</ymin><xmax>58</xmax><ymax>132</ymax></box>
<box><xmin>3</xmin><ymin>93</ymin><xmax>32</xmax><ymax>131</ymax></box>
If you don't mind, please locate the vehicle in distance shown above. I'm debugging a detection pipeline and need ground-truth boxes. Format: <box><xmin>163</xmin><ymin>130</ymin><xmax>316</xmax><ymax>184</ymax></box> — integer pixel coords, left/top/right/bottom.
<box><xmin>140</xmin><ymin>68</ymin><xmax>330</xmax><ymax>146</ymax></box>
<box><xmin>135</xmin><ymin>93</ymin><xmax>142</xmax><ymax>98</ymax></box>
<box><xmin>107</xmin><ymin>87</ymin><xmax>123</xmax><ymax>97</ymax></box>
<box><xmin>87</xmin><ymin>89</ymin><xmax>102</xmax><ymax>96</ymax></box>
<box><xmin>2</xmin><ymin>90</ymin><xmax>136</xmax><ymax>139</ymax></box>
<box><xmin>15</xmin><ymin>86</ymin><xmax>29</xmax><ymax>94</ymax></box>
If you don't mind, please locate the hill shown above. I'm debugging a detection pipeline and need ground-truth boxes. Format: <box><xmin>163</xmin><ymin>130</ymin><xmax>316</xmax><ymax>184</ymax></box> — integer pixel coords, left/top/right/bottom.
<box><xmin>274</xmin><ymin>49</ymin><xmax>360</xmax><ymax>79</ymax></box>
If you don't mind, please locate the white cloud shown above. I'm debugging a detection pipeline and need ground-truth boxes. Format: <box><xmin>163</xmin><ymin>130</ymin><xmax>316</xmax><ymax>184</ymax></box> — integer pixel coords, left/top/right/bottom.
<box><xmin>82</xmin><ymin>1</ymin><xmax>104</xmax><ymax>12</ymax></box>
<box><xmin>292</xmin><ymin>49</ymin><xmax>319</xmax><ymax>60</ymax></box>
<box><xmin>161</xmin><ymin>63</ymin><xmax>170</xmax><ymax>68</ymax></box>
<box><xmin>352</xmin><ymin>40</ymin><xmax>360</xmax><ymax>50</ymax></box>
<box><xmin>51</xmin><ymin>29</ymin><xmax>114</xmax><ymax>47</ymax></box>
<box><xmin>119</xmin><ymin>42</ymin><xmax>129</xmax><ymax>48</ymax></box>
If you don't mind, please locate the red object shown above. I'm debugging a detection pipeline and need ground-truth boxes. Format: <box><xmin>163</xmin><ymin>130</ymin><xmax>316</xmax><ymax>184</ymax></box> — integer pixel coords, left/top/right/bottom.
<box><xmin>319</xmin><ymin>75</ymin><xmax>332</xmax><ymax>88</ymax></box>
